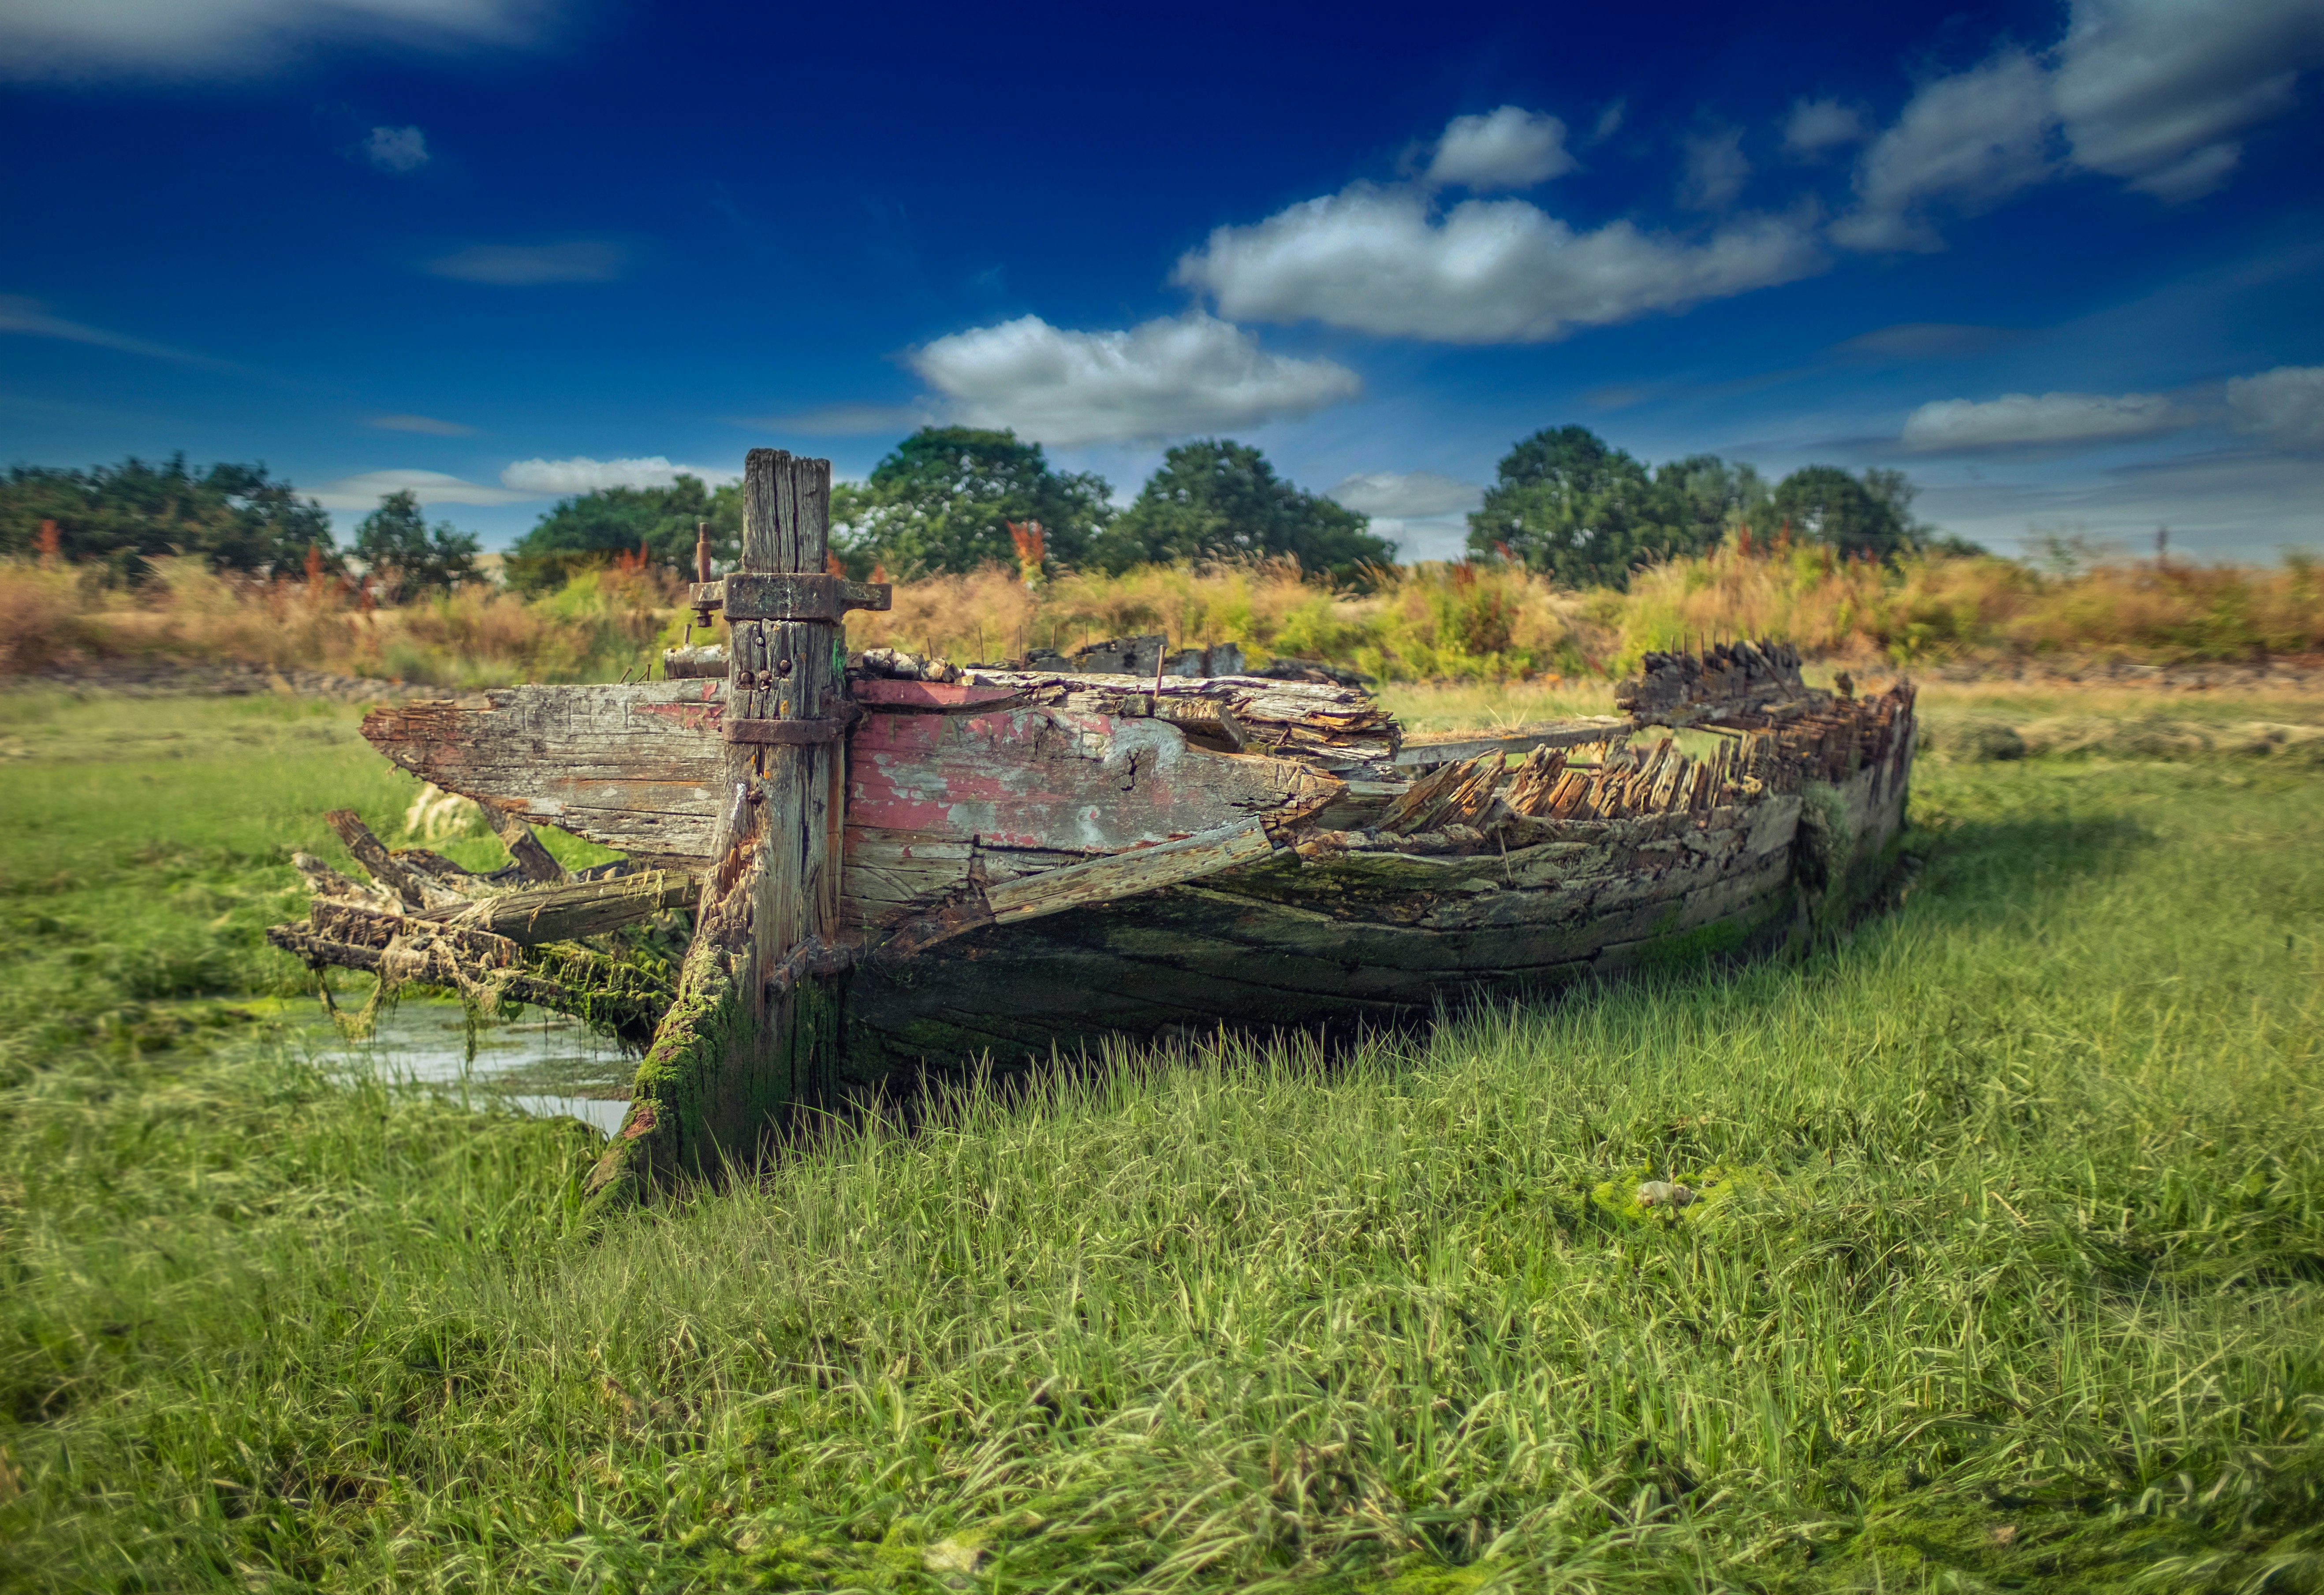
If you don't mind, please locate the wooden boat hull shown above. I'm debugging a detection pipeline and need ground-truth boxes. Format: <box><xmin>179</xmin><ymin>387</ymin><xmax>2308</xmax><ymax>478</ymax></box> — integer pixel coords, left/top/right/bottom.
<box><xmin>274</xmin><ymin>639</ymin><xmax>1915</xmax><ymax>1193</ymax></box>
<box><xmin>839</xmin><ymin>718</ymin><xmax>1912</xmax><ymax>1080</ymax></box>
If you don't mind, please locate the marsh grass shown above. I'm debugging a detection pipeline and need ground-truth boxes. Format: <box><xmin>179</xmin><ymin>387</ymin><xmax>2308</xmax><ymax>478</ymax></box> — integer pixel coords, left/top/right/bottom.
<box><xmin>11</xmin><ymin>543</ymin><xmax>2318</xmax><ymax>693</ymax></box>
<box><xmin>1</xmin><ymin>694</ymin><xmax>2322</xmax><ymax>1591</ymax></box>
<box><xmin>0</xmin><ymin>692</ymin><xmax>615</xmax><ymax>1073</ymax></box>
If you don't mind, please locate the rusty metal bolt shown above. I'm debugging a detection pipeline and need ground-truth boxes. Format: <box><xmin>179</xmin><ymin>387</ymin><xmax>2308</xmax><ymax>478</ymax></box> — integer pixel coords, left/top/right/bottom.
<box><xmin>775</xmin><ymin>655</ymin><xmax>793</xmax><ymax>676</ymax></box>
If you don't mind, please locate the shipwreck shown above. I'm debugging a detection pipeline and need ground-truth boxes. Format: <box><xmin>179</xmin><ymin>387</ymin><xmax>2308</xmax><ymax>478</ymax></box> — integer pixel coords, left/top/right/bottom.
<box><xmin>269</xmin><ymin>450</ymin><xmax>1918</xmax><ymax>1201</ymax></box>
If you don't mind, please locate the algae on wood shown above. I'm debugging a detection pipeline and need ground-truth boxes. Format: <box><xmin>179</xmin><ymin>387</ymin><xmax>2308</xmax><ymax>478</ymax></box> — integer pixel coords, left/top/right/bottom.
<box><xmin>586</xmin><ymin>449</ymin><xmax>853</xmax><ymax>1204</ymax></box>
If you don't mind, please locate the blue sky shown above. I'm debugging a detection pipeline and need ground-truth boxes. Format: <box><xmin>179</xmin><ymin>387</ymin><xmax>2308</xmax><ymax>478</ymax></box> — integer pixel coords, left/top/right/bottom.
<box><xmin>4</xmin><ymin>0</ymin><xmax>2322</xmax><ymax>562</ymax></box>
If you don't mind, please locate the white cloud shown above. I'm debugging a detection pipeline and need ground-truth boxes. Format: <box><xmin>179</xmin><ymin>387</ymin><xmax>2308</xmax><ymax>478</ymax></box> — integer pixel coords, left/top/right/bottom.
<box><xmin>313</xmin><ymin>468</ymin><xmax>536</xmax><ymax>511</ymax></box>
<box><xmin>498</xmin><ymin>456</ymin><xmax>739</xmax><ymax>494</ymax></box>
<box><xmin>0</xmin><ymin>0</ymin><xmax>549</xmax><ymax>78</ymax></box>
<box><xmin>1832</xmin><ymin>50</ymin><xmax>2057</xmax><ymax>252</ymax></box>
<box><xmin>906</xmin><ymin>312</ymin><xmax>1362</xmax><ymax>447</ymax></box>
<box><xmin>1783</xmin><ymin>97</ymin><xmax>1867</xmax><ymax>157</ymax></box>
<box><xmin>1678</xmin><ymin>127</ymin><xmax>1750</xmax><ymax>210</ymax></box>
<box><xmin>365</xmin><ymin>125</ymin><xmax>429</xmax><ymax>172</ymax></box>
<box><xmin>1175</xmin><ymin>183</ymin><xmax>1824</xmax><ymax>344</ymax></box>
<box><xmin>1327</xmin><ymin>470</ymin><xmax>1481</xmax><ymax>518</ymax></box>
<box><xmin>2226</xmin><ymin>364</ymin><xmax>2324</xmax><ymax>448</ymax></box>
<box><xmin>425</xmin><ymin>240</ymin><xmax>625</xmax><ymax>285</ymax></box>
<box><xmin>1902</xmin><ymin>389</ymin><xmax>2185</xmax><ymax>451</ymax></box>
<box><xmin>0</xmin><ymin>292</ymin><xmax>236</xmax><ymax>369</ymax></box>
<box><xmin>1589</xmin><ymin>101</ymin><xmax>1626</xmax><ymax>145</ymax></box>
<box><xmin>1834</xmin><ymin>2</ymin><xmax>2324</xmax><ymax>247</ymax></box>
<box><xmin>366</xmin><ymin>412</ymin><xmax>474</xmax><ymax>435</ymax></box>
<box><xmin>2054</xmin><ymin>0</ymin><xmax>2324</xmax><ymax>201</ymax></box>
<box><xmin>1425</xmin><ymin>106</ymin><xmax>1575</xmax><ymax>190</ymax></box>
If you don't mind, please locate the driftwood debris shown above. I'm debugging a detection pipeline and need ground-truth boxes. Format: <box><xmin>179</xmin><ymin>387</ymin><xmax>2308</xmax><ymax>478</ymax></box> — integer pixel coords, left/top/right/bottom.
<box><xmin>423</xmin><ymin>869</ymin><xmax>698</xmax><ymax>945</ymax></box>
<box><xmin>267</xmin><ymin>842</ymin><xmax>680</xmax><ymax>1046</ymax></box>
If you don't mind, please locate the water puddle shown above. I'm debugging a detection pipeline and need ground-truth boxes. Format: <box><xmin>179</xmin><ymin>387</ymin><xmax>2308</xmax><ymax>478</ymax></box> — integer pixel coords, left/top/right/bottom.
<box><xmin>303</xmin><ymin>998</ymin><xmax>635</xmax><ymax>1135</ymax></box>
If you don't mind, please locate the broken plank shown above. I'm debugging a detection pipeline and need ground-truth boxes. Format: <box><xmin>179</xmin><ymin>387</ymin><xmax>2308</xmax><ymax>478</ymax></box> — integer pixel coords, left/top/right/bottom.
<box><xmin>362</xmin><ymin>682</ymin><xmax>728</xmax><ymax>862</ymax></box>
<box><xmin>491</xmin><ymin>810</ymin><xmax>567</xmax><ymax>884</ymax></box>
<box><xmin>1394</xmin><ymin>716</ymin><xmax>1631</xmax><ymax>770</ymax></box>
<box><xmin>423</xmin><ymin>868</ymin><xmax>700</xmax><ymax>945</ymax></box>
<box><xmin>325</xmin><ymin>808</ymin><xmax>458</xmax><ymax>910</ymax></box>
<box><xmin>985</xmin><ymin>816</ymin><xmax>1279</xmax><ymax>926</ymax></box>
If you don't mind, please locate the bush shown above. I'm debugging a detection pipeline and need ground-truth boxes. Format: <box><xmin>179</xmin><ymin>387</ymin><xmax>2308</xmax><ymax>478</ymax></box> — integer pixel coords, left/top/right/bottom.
<box><xmin>6</xmin><ymin>540</ymin><xmax>2318</xmax><ymax>689</ymax></box>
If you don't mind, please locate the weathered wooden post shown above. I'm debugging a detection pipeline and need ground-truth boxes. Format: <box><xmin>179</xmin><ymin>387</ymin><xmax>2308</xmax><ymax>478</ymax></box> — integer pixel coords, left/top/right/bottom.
<box><xmin>586</xmin><ymin>449</ymin><xmax>874</xmax><ymax>1200</ymax></box>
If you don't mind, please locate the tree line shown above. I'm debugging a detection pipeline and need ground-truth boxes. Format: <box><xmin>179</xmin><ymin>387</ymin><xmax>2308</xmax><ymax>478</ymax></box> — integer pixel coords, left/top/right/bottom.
<box><xmin>0</xmin><ymin>455</ymin><xmax>478</xmax><ymax>600</ymax></box>
<box><xmin>505</xmin><ymin>425</ymin><xmax>1958</xmax><ymax>589</ymax></box>
<box><xmin>3</xmin><ymin>429</ymin><xmax>1961</xmax><ymax>598</ymax></box>
<box><xmin>503</xmin><ymin>431</ymin><xmax>1394</xmax><ymax>592</ymax></box>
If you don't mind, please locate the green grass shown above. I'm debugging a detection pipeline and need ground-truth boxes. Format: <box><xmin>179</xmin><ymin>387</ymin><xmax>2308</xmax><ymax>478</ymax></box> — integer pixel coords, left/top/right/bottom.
<box><xmin>0</xmin><ymin>690</ymin><xmax>615</xmax><ymax>1075</ymax></box>
<box><xmin>1</xmin><ymin>692</ymin><xmax>2322</xmax><ymax>1591</ymax></box>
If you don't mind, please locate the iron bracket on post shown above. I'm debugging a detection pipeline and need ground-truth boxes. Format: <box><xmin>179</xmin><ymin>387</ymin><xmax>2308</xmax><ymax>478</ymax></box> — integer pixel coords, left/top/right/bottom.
<box><xmin>692</xmin><ymin>574</ymin><xmax>891</xmax><ymax>622</ymax></box>
<box><xmin>723</xmin><ymin>716</ymin><xmax>850</xmax><ymax>747</ymax></box>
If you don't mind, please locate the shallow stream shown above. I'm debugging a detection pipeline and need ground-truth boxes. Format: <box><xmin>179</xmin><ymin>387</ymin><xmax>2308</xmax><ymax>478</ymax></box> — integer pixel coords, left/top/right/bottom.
<box><xmin>297</xmin><ymin>997</ymin><xmax>634</xmax><ymax>1135</ymax></box>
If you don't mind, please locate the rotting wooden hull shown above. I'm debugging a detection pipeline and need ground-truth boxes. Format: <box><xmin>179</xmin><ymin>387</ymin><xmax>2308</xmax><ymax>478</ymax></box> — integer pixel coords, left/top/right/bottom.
<box><xmin>837</xmin><ymin>718</ymin><xmax>1913</xmax><ymax>1081</ymax></box>
<box><xmin>277</xmin><ymin>643</ymin><xmax>1915</xmax><ymax>1163</ymax></box>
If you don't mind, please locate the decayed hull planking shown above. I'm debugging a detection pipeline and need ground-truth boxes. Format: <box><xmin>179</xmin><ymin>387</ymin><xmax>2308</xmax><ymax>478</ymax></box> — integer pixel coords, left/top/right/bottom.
<box><xmin>837</xmin><ymin>720</ymin><xmax>1912</xmax><ymax>1079</ymax></box>
<box><xmin>337</xmin><ymin>656</ymin><xmax>1914</xmax><ymax>1085</ymax></box>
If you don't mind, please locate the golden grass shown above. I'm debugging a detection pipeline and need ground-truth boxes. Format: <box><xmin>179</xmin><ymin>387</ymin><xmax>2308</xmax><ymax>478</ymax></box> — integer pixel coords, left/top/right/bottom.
<box><xmin>1</xmin><ymin>557</ymin><xmax>679</xmax><ymax>686</ymax></box>
<box><xmin>5</xmin><ymin>542</ymin><xmax>2318</xmax><ymax>689</ymax></box>
<box><xmin>1620</xmin><ymin>540</ymin><xmax>2324</xmax><ymax>665</ymax></box>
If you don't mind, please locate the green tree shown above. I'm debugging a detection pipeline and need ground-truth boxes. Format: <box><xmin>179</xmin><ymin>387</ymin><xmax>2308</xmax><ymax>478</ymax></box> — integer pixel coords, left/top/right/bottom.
<box><xmin>1465</xmin><ymin>425</ymin><xmax>1686</xmax><ymax>586</ymax></box>
<box><xmin>352</xmin><ymin>491</ymin><xmax>481</xmax><ymax>602</ymax></box>
<box><xmin>507</xmin><ymin>475</ymin><xmax>740</xmax><ymax>593</ymax></box>
<box><xmin>1093</xmin><ymin>439</ymin><xmax>1396</xmax><ymax>581</ymax></box>
<box><xmin>1769</xmin><ymin>465</ymin><xmax>1925</xmax><ymax>559</ymax></box>
<box><xmin>0</xmin><ymin>454</ymin><xmax>335</xmax><ymax>580</ymax></box>
<box><xmin>1654</xmin><ymin>454</ymin><xmax>1771</xmax><ymax>551</ymax></box>
<box><xmin>831</xmin><ymin>427</ymin><xmax>1112</xmax><ymax>576</ymax></box>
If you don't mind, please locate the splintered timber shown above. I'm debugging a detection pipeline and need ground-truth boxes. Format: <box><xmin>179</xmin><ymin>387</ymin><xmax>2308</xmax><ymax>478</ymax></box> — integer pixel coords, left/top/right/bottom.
<box><xmin>268</xmin><ymin>451</ymin><xmax>1918</xmax><ymax>1201</ymax></box>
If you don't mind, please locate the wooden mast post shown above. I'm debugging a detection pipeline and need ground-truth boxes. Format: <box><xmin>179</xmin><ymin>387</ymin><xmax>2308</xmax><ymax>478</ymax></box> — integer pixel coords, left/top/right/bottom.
<box><xmin>587</xmin><ymin>449</ymin><xmax>860</xmax><ymax>1202</ymax></box>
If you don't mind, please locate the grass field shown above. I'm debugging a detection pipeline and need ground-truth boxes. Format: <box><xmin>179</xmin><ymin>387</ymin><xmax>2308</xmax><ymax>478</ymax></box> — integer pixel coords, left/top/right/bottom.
<box><xmin>2</xmin><ymin>686</ymin><xmax>2322</xmax><ymax>1592</ymax></box>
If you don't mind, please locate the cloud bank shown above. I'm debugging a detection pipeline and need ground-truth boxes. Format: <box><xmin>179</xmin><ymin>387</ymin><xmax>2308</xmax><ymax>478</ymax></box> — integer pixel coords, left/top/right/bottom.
<box><xmin>1902</xmin><ymin>389</ymin><xmax>2183</xmax><ymax>451</ymax></box>
<box><xmin>0</xmin><ymin>0</ymin><xmax>552</xmax><ymax>78</ymax></box>
<box><xmin>1837</xmin><ymin>0</ymin><xmax>2324</xmax><ymax>250</ymax></box>
<box><xmin>2226</xmin><ymin>365</ymin><xmax>2324</xmax><ymax>449</ymax></box>
<box><xmin>1425</xmin><ymin>106</ymin><xmax>1574</xmax><ymax>190</ymax></box>
<box><xmin>1833</xmin><ymin>50</ymin><xmax>2057</xmax><ymax>252</ymax></box>
<box><xmin>1678</xmin><ymin>127</ymin><xmax>1751</xmax><ymax>210</ymax></box>
<box><xmin>313</xmin><ymin>468</ymin><xmax>534</xmax><ymax>511</ymax></box>
<box><xmin>907</xmin><ymin>312</ymin><xmax>1362</xmax><ymax>447</ymax></box>
<box><xmin>1327</xmin><ymin>470</ymin><xmax>1481</xmax><ymax>518</ymax></box>
<box><xmin>1901</xmin><ymin>365</ymin><xmax>2324</xmax><ymax>452</ymax></box>
<box><xmin>1175</xmin><ymin>182</ymin><xmax>1824</xmax><ymax>344</ymax></box>
<box><xmin>499</xmin><ymin>456</ymin><xmax>739</xmax><ymax>494</ymax></box>
<box><xmin>1783</xmin><ymin>98</ymin><xmax>1867</xmax><ymax>157</ymax></box>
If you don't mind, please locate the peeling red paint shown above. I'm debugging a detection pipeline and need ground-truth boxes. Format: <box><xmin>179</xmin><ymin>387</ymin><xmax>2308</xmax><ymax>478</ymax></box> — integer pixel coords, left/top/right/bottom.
<box><xmin>634</xmin><ymin>700</ymin><xmax>724</xmax><ymax>733</ymax></box>
<box><xmin>845</xmin><ymin>705</ymin><xmax>1285</xmax><ymax>852</ymax></box>
<box><xmin>853</xmin><ymin>678</ymin><xmax>1021</xmax><ymax>709</ymax></box>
